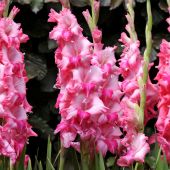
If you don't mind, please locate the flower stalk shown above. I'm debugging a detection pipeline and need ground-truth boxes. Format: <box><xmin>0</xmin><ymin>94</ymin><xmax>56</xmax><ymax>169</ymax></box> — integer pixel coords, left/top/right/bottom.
<box><xmin>89</xmin><ymin>0</ymin><xmax>98</xmax><ymax>29</ymax></box>
<box><xmin>80</xmin><ymin>1</ymin><xmax>99</xmax><ymax>169</ymax></box>
<box><xmin>90</xmin><ymin>0</ymin><xmax>95</xmax><ymax>28</ymax></box>
<box><xmin>0</xmin><ymin>0</ymin><xmax>36</xmax><ymax>164</ymax></box>
<box><xmin>139</xmin><ymin>0</ymin><xmax>152</xmax><ymax>131</ymax></box>
<box><xmin>84</xmin><ymin>0</ymin><xmax>99</xmax><ymax>33</ymax></box>
<box><xmin>59</xmin><ymin>145</ymin><xmax>65</xmax><ymax>170</ymax></box>
<box><xmin>81</xmin><ymin>142</ymin><xmax>90</xmax><ymax>170</ymax></box>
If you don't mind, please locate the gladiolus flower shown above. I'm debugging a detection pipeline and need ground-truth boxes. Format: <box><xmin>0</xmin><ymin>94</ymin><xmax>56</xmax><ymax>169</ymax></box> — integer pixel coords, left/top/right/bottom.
<box><xmin>49</xmin><ymin>6</ymin><xmax>122</xmax><ymax>157</ymax></box>
<box><xmin>0</xmin><ymin>2</ymin><xmax>36</xmax><ymax>163</ymax></box>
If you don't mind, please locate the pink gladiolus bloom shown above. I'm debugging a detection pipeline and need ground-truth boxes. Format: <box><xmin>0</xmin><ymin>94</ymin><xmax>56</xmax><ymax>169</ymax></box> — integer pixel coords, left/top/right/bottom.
<box><xmin>92</xmin><ymin>27</ymin><xmax>102</xmax><ymax>43</ymax></box>
<box><xmin>117</xmin><ymin>133</ymin><xmax>150</xmax><ymax>166</ymax></box>
<box><xmin>0</xmin><ymin>3</ymin><xmax>36</xmax><ymax>163</ymax></box>
<box><xmin>117</xmin><ymin>6</ymin><xmax>158</xmax><ymax>166</ymax></box>
<box><xmin>49</xmin><ymin>0</ymin><xmax>157</xmax><ymax>164</ymax></box>
<box><xmin>48</xmin><ymin>8</ymin><xmax>82</xmax><ymax>41</ymax></box>
<box><xmin>119</xmin><ymin>33</ymin><xmax>142</xmax><ymax>79</ymax></box>
<box><xmin>156</xmin><ymin>17</ymin><xmax>170</xmax><ymax>160</ymax></box>
<box><xmin>8</xmin><ymin>6</ymin><xmax>20</xmax><ymax>19</ymax></box>
<box><xmin>119</xmin><ymin>27</ymin><xmax>158</xmax><ymax>130</ymax></box>
<box><xmin>49</xmin><ymin>6</ymin><xmax>122</xmax><ymax>156</ymax></box>
<box><xmin>82</xmin><ymin>10</ymin><xmax>92</xmax><ymax>30</ymax></box>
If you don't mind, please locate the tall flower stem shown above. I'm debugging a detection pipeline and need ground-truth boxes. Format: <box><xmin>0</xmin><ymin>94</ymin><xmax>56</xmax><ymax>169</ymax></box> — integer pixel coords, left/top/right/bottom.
<box><xmin>80</xmin><ymin>1</ymin><xmax>98</xmax><ymax>169</ymax></box>
<box><xmin>133</xmin><ymin>0</ymin><xmax>152</xmax><ymax>168</ymax></box>
<box><xmin>134</xmin><ymin>162</ymin><xmax>139</xmax><ymax>170</ymax></box>
<box><xmin>90</xmin><ymin>0</ymin><xmax>96</xmax><ymax>29</ymax></box>
<box><xmin>59</xmin><ymin>145</ymin><xmax>65</xmax><ymax>170</ymax></box>
<box><xmin>87</xmin><ymin>0</ymin><xmax>99</xmax><ymax>32</ymax></box>
<box><xmin>139</xmin><ymin>0</ymin><xmax>152</xmax><ymax>131</ymax></box>
<box><xmin>58</xmin><ymin>1</ymin><xmax>70</xmax><ymax>169</ymax></box>
<box><xmin>81</xmin><ymin>141</ymin><xmax>90</xmax><ymax>170</ymax></box>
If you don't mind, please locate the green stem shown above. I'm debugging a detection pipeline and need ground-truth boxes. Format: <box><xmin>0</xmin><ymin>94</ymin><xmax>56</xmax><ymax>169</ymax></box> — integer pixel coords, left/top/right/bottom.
<box><xmin>139</xmin><ymin>0</ymin><xmax>152</xmax><ymax>130</ymax></box>
<box><xmin>81</xmin><ymin>141</ymin><xmax>90</xmax><ymax>170</ymax></box>
<box><xmin>134</xmin><ymin>162</ymin><xmax>139</xmax><ymax>170</ymax></box>
<box><xmin>73</xmin><ymin>149</ymin><xmax>81</xmax><ymax>170</ymax></box>
<box><xmin>90</xmin><ymin>0</ymin><xmax>96</xmax><ymax>30</ymax></box>
<box><xmin>90</xmin><ymin>0</ymin><xmax>95</xmax><ymax>26</ymax></box>
<box><xmin>59</xmin><ymin>145</ymin><xmax>65</xmax><ymax>170</ymax></box>
<box><xmin>53</xmin><ymin>149</ymin><xmax>61</xmax><ymax>165</ymax></box>
<box><xmin>155</xmin><ymin>147</ymin><xmax>161</xmax><ymax>168</ymax></box>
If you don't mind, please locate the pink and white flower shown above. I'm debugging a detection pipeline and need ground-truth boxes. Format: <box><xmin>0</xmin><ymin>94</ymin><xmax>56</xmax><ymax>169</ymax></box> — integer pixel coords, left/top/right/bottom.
<box><xmin>0</xmin><ymin>1</ymin><xmax>36</xmax><ymax>163</ymax></box>
<box><xmin>117</xmin><ymin>133</ymin><xmax>150</xmax><ymax>166</ymax></box>
<box><xmin>155</xmin><ymin>16</ymin><xmax>170</xmax><ymax>160</ymax></box>
<box><xmin>49</xmin><ymin>6</ymin><xmax>122</xmax><ymax>157</ymax></box>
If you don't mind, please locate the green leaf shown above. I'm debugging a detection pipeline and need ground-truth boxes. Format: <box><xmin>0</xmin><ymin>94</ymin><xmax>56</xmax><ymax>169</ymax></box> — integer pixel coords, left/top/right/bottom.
<box><xmin>156</xmin><ymin>154</ymin><xmax>169</xmax><ymax>170</ymax></box>
<box><xmin>72</xmin><ymin>150</ymin><xmax>80</xmax><ymax>170</ymax></box>
<box><xmin>0</xmin><ymin>156</ymin><xmax>11</xmax><ymax>170</ymax></box>
<box><xmin>95</xmin><ymin>153</ymin><xmax>105</xmax><ymax>170</ymax></box>
<box><xmin>136</xmin><ymin>163</ymin><xmax>144</xmax><ymax>170</ymax></box>
<box><xmin>47</xmin><ymin>158</ymin><xmax>55</xmax><ymax>170</ymax></box>
<box><xmin>27</xmin><ymin>159</ymin><xmax>32</xmax><ymax>170</ymax></box>
<box><xmin>38</xmin><ymin>161</ymin><xmax>43</xmax><ymax>170</ymax></box>
<box><xmin>66</xmin><ymin>148</ymin><xmax>80</xmax><ymax>170</ymax></box>
<box><xmin>0</xmin><ymin>157</ymin><xmax>4</xmax><ymax>170</ymax></box>
<box><xmin>146</xmin><ymin>143</ymin><xmax>160</xmax><ymax>169</ymax></box>
<box><xmin>95</xmin><ymin>153</ymin><xmax>99</xmax><ymax>170</ymax></box>
<box><xmin>146</xmin><ymin>143</ymin><xmax>169</xmax><ymax>170</ymax></box>
<box><xmin>46</xmin><ymin>136</ymin><xmax>52</xmax><ymax>170</ymax></box>
<box><xmin>34</xmin><ymin>156</ymin><xmax>39</xmax><ymax>170</ymax></box>
<box><xmin>15</xmin><ymin>146</ymin><xmax>26</xmax><ymax>170</ymax></box>
<box><xmin>99</xmin><ymin>153</ymin><xmax>105</xmax><ymax>170</ymax></box>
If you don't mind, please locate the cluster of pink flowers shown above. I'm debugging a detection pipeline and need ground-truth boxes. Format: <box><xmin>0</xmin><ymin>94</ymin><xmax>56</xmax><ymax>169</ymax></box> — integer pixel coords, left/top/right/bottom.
<box><xmin>156</xmin><ymin>9</ymin><xmax>170</xmax><ymax>161</ymax></box>
<box><xmin>116</xmin><ymin>12</ymin><xmax>158</xmax><ymax>166</ymax></box>
<box><xmin>48</xmin><ymin>6</ymin><xmax>123</xmax><ymax>156</ymax></box>
<box><xmin>49</xmin><ymin>0</ymin><xmax>160</xmax><ymax>167</ymax></box>
<box><xmin>0</xmin><ymin>1</ymin><xmax>36</xmax><ymax>163</ymax></box>
<box><xmin>48</xmin><ymin>2</ymin><xmax>157</xmax><ymax>166</ymax></box>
